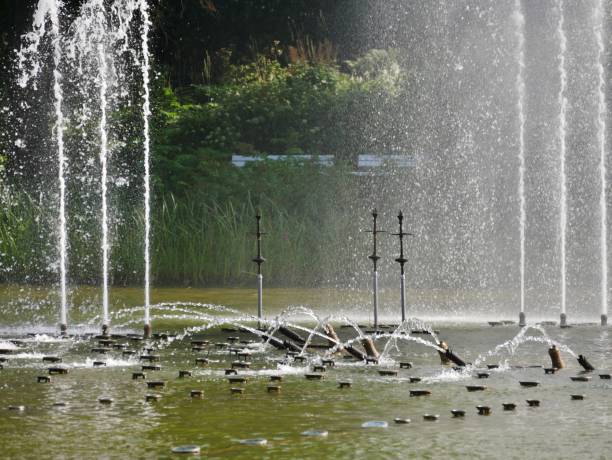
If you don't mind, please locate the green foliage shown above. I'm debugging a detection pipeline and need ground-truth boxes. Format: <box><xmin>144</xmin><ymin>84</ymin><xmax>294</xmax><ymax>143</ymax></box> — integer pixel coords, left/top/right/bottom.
<box><xmin>344</xmin><ymin>49</ymin><xmax>402</xmax><ymax>85</ymax></box>
<box><xmin>152</xmin><ymin>53</ymin><xmax>402</xmax><ymax>197</ymax></box>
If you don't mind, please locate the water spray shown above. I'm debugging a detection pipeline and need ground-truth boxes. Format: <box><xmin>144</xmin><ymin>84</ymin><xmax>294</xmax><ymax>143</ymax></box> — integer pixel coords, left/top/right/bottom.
<box><xmin>392</xmin><ymin>211</ymin><xmax>412</xmax><ymax>323</ymax></box>
<box><xmin>595</xmin><ymin>0</ymin><xmax>608</xmax><ymax>327</ymax></box>
<box><xmin>556</xmin><ymin>0</ymin><xmax>568</xmax><ymax>328</ymax></box>
<box><xmin>140</xmin><ymin>0</ymin><xmax>153</xmax><ymax>339</ymax></box>
<box><xmin>514</xmin><ymin>0</ymin><xmax>527</xmax><ymax>328</ymax></box>
<box><xmin>252</xmin><ymin>214</ymin><xmax>266</xmax><ymax>329</ymax></box>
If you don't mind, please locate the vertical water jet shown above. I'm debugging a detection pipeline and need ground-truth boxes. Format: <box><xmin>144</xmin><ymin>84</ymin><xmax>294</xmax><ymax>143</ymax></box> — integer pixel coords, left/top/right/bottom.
<box><xmin>97</xmin><ymin>33</ymin><xmax>110</xmax><ymax>335</ymax></box>
<box><xmin>595</xmin><ymin>0</ymin><xmax>608</xmax><ymax>326</ymax></box>
<box><xmin>18</xmin><ymin>0</ymin><xmax>70</xmax><ymax>334</ymax></box>
<box><xmin>556</xmin><ymin>0</ymin><xmax>568</xmax><ymax>327</ymax></box>
<box><xmin>514</xmin><ymin>0</ymin><xmax>527</xmax><ymax>328</ymax></box>
<box><xmin>139</xmin><ymin>0</ymin><xmax>153</xmax><ymax>338</ymax></box>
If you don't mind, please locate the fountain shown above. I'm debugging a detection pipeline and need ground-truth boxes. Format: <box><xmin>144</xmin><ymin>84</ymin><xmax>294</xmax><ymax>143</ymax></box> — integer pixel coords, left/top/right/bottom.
<box><xmin>7</xmin><ymin>0</ymin><xmax>612</xmax><ymax>336</ymax></box>
<box><xmin>2</xmin><ymin>1</ymin><xmax>612</xmax><ymax>456</ymax></box>
<box><xmin>15</xmin><ymin>0</ymin><xmax>151</xmax><ymax>335</ymax></box>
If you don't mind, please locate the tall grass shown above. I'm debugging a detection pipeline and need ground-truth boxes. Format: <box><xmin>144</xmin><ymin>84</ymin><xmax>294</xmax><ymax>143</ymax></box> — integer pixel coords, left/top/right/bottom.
<box><xmin>0</xmin><ymin>192</ymin><xmax>55</xmax><ymax>282</ymax></box>
<box><xmin>0</xmin><ymin>189</ymin><xmax>356</xmax><ymax>287</ymax></box>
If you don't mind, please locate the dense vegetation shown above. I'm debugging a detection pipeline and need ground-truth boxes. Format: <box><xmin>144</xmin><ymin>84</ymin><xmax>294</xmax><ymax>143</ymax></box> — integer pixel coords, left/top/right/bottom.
<box><xmin>0</xmin><ymin>1</ymin><xmax>408</xmax><ymax>287</ymax></box>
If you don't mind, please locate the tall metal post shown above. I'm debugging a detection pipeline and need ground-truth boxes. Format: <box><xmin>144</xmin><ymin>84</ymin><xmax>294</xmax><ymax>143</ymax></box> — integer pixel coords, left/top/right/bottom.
<box><xmin>252</xmin><ymin>214</ymin><xmax>266</xmax><ymax>328</ymax></box>
<box><xmin>366</xmin><ymin>209</ymin><xmax>385</xmax><ymax>330</ymax></box>
<box><xmin>393</xmin><ymin>211</ymin><xmax>412</xmax><ymax>323</ymax></box>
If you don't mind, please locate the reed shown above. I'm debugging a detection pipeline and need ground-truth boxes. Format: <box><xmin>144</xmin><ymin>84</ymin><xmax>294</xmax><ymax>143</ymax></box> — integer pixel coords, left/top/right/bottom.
<box><xmin>0</xmin><ymin>189</ymin><xmax>355</xmax><ymax>287</ymax></box>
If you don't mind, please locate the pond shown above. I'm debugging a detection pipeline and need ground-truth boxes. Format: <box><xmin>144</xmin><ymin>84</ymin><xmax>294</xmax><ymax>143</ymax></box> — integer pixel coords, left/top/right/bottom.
<box><xmin>0</xmin><ymin>286</ymin><xmax>609</xmax><ymax>459</ymax></box>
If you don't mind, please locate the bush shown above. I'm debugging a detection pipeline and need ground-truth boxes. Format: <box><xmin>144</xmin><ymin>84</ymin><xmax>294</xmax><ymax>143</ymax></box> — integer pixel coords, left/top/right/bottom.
<box><xmin>152</xmin><ymin>51</ymin><xmax>402</xmax><ymax>196</ymax></box>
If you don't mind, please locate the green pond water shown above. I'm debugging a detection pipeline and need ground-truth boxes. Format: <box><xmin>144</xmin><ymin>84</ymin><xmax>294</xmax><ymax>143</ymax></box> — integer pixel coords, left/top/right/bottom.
<box><xmin>0</xmin><ymin>286</ymin><xmax>611</xmax><ymax>459</ymax></box>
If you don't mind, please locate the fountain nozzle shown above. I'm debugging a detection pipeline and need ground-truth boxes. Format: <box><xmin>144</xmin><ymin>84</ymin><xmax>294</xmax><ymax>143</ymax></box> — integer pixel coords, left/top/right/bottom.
<box><xmin>143</xmin><ymin>323</ymin><xmax>152</xmax><ymax>339</ymax></box>
<box><xmin>577</xmin><ymin>355</ymin><xmax>595</xmax><ymax>372</ymax></box>
<box><xmin>59</xmin><ymin>323</ymin><xmax>67</xmax><ymax>336</ymax></box>
<box><xmin>101</xmin><ymin>324</ymin><xmax>109</xmax><ymax>337</ymax></box>
<box><xmin>519</xmin><ymin>312</ymin><xmax>526</xmax><ymax>327</ymax></box>
<box><xmin>560</xmin><ymin>313</ymin><xmax>567</xmax><ymax>328</ymax></box>
<box><xmin>548</xmin><ymin>344</ymin><xmax>565</xmax><ymax>369</ymax></box>
<box><xmin>601</xmin><ymin>314</ymin><xmax>607</xmax><ymax>326</ymax></box>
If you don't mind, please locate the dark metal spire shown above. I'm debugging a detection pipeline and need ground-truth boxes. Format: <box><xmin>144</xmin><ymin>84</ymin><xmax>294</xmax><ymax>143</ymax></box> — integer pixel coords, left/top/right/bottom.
<box><xmin>366</xmin><ymin>208</ymin><xmax>385</xmax><ymax>270</ymax></box>
<box><xmin>252</xmin><ymin>214</ymin><xmax>266</xmax><ymax>275</ymax></box>
<box><xmin>393</xmin><ymin>211</ymin><xmax>412</xmax><ymax>275</ymax></box>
